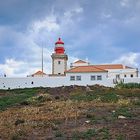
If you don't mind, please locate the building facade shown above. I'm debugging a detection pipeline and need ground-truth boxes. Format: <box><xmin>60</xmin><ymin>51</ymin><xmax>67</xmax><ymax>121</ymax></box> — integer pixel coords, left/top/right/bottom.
<box><xmin>0</xmin><ymin>38</ymin><xmax>139</xmax><ymax>89</ymax></box>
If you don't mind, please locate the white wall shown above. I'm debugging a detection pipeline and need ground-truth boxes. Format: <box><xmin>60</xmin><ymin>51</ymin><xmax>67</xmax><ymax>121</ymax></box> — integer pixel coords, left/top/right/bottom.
<box><xmin>0</xmin><ymin>77</ymin><xmax>67</xmax><ymax>89</ymax></box>
<box><xmin>0</xmin><ymin>72</ymin><xmax>114</xmax><ymax>89</ymax></box>
<box><xmin>71</xmin><ymin>62</ymin><xmax>89</xmax><ymax>68</ymax></box>
<box><xmin>124</xmin><ymin>77</ymin><xmax>140</xmax><ymax>83</ymax></box>
<box><xmin>53</xmin><ymin>59</ymin><xmax>66</xmax><ymax>74</ymax></box>
<box><xmin>107</xmin><ymin>69</ymin><xmax>138</xmax><ymax>78</ymax></box>
<box><xmin>0</xmin><ymin>74</ymin><xmax>140</xmax><ymax>89</ymax></box>
<box><xmin>66</xmin><ymin>72</ymin><xmax>114</xmax><ymax>87</ymax></box>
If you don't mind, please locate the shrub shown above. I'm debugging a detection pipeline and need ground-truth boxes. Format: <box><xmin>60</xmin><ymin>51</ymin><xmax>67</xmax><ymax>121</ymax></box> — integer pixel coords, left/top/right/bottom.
<box><xmin>112</xmin><ymin>107</ymin><xmax>133</xmax><ymax>118</ymax></box>
<box><xmin>117</xmin><ymin>99</ymin><xmax>131</xmax><ymax>106</ymax></box>
<box><xmin>55</xmin><ymin>131</ymin><xmax>63</xmax><ymax>137</ymax></box>
<box><xmin>15</xmin><ymin>119</ymin><xmax>25</xmax><ymax>126</ymax></box>
<box><xmin>20</xmin><ymin>101</ymin><xmax>29</xmax><ymax>105</ymax></box>
<box><xmin>100</xmin><ymin>93</ymin><xmax>119</xmax><ymax>103</ymax></box>
<box><xmin>81</xmin><ymin>129</ymin><xmax>97</xmax><ymax>139</ymax></box>
<box><xmin>27</xmin><ymin>94</ymin><xmax>52</xmax><ymax>105</ymax></box>
<box><xmin>12</xmin><ymin>134</ymin><xmax>19</xmax><ymax>140</ymax></box>
<box><xmin>132</xmin><ymin>100</ymin><xmax>140</xmax><ymax>106</ymax></box>
<box><xmin>0</xmin><ymin>88</ymin><xmax>37</xmax><ymax>110</ymax></box>
<box><xmin>98</xmin><ymin>127</ymin><xmax>110</xmax><ymax>139</ymax></box>
<box><xmin>72</xmin><ymin>129</ymin><xmax>97</xmax><ymax>140</ymax></box>
<box><xmin>116</xmin><ymin>134</ymin><xmax>125</xmax><ymax>140</ymax></box>
<box><xmin>86</xmin><ymin>113</ymin><xmax>94</xmax><ymax>118</ymax></box>
<box><xmin>116</xmin><ymin>83</ymin><xmax>140</xmax><ymax>89</ymax></box>
<box><xmin>70</xmin><ymin>91</ymin><xmax>99</xmax><ymax>101</ymax></box>
<box><xmin>55</xmin><ymin>96</ymin><xmax>60</xmax><ymax>100</ymax></box>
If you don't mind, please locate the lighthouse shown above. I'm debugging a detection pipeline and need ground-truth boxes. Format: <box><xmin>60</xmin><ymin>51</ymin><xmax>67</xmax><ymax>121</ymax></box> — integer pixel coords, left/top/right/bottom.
<box><xmin>51</xmin><ymin>38</ymin><xmax>68</xmax><ymax>75</ymax></box>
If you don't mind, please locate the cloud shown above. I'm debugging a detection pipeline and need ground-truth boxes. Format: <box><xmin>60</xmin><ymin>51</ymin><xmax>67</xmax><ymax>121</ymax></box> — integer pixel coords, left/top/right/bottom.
<box><xmin>112</xmin><ymin>52</ymin><xmax>140</xmax><ymax>68</ymax></box>
<box><xmin>0</xmin><ymin>0</ymin><xmax>140</xmax><ymax>76</ymax></box>
<box><xmin>64</xmin><ymin>7</ymin><xmax>83</xmax><ymax>19</ymax></box>
<box><xmin>32</xmin><ymin>16</ymin><xmax>60</xmax><ymax>33</ymax></box>
<box><xmin>0</xmin><ymin>5</ymin><xmax>82</xmax><ymax>76</ymax></box>
<box><xmin>0</xmin><ymin>59</ymin><xmax>27</xmax><ymax>77</ymax></box>
<box><xmin>120</xmin><ymin>0</ymin><xmax>130</xmax><ymax>7</ymax></box>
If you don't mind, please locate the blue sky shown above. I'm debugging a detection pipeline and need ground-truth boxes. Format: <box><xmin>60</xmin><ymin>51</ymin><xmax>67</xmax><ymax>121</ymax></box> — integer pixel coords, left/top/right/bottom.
<box><xmin>0</xmin><ymin>0</ymin><xmax>140</xmax><ymax>76</ymax></box>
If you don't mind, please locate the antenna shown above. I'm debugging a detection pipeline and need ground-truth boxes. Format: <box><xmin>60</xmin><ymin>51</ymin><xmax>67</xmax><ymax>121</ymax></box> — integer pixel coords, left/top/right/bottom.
<box><xmin>42</xmin><ymin>46</ymin><xmax>44</xmax><ymax>76</ymax></box>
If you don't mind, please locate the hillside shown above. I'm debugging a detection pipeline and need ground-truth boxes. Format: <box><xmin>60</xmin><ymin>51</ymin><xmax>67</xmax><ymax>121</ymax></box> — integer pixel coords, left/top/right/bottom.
<box><xmin>0</xmin><ymin>85</ymin><xmax>140</xmax><ymax>140</ymax></box>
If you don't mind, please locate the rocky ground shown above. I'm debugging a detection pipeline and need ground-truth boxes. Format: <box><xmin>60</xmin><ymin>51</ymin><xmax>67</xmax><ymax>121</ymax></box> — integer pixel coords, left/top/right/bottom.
<box><xmin>0</xmin><ymin>85</ymin><xmax>140</xmax><ymax>140</ymax></box>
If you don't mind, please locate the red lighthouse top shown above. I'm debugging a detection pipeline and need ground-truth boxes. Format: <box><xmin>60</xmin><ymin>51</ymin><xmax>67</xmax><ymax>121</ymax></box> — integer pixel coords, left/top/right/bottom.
<box><xmin>55</xmin><ymin>38</ymin><xmax>64</xmax><ymax>45</ymax></box>
<box><xmin>55</xmin><ymin>38</ymin><xmax>65</xmax><ymax>54</ymax></box>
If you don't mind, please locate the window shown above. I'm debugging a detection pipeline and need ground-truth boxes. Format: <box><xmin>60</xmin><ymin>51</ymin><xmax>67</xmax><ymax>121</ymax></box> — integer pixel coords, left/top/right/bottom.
<box><xmin>58</xmin><ymin>73</ymin><xmax>61</xmax><ymax>75</ymax></box>
<box><xmin>76</xmin><ymin>76</ymin><xmax>81</xmax><ymax>81</ymax></box>
<box><xmin>124</xmin><ymin>74</ymin><xmax>127</xmax><ymax>78</ymax></box>
<box><xmin>58</xmin><ymin>61</ymin><xmax>61</xmax><ymax>64</ymax></box>
<box><xmin>130</xmin><ymin>74</ymin><xmax>133</xmax><ymax>78</ymax></box>
<box><xmin>70</xmin><ymin>76</ymin><xmax>75</xmax><ymax>81</ymax></box>
<box><xmin>91</xmin><ymin>75</ymin><xmax>96</xmax><ymax>81</ymax></box>
<box><xmin>97</xmin><ymin>75</ymin><xmax>102</xmax><ymax>80</ymax></box>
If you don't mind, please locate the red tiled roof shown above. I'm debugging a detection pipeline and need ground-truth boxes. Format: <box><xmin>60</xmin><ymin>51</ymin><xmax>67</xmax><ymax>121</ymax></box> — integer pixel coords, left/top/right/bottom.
<box><xmin>66</xmin><ymin>65</ymin><xmax>107</xmax><ymax>73</ymax></box>
<box><xmin>74</xmin><ymin>60</ymin><xmax>87</xmax><ymax>64</ymax></box>
<box><xmin>94</xmin><ymin>64</ymin><xmax>124</xmax><ymax>69</ymax></box>
<box><xmin>32</xmin><ymin>71</ymin><xmax>46</xmax><ymax>76</ymax></box>
<box><xmin>66</xmin><ymin>64</ymin><xmax>134</xmax><ymax>73</ymax></box>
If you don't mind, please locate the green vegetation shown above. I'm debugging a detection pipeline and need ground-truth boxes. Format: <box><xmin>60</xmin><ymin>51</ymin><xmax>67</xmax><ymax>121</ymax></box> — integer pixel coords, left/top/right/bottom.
<box><xmin>26</xmin><ymin>93</ymin><xmax>52</xmax><ymax>105</ymax></box>
<box><xmin>116</xmin><ymin>83</ymin><xmax>140</xmax><ymax>89</ymax></box>
<box><xmin>116</xmin><ymin>134</ymin><xmax>125</xmax><ymax>140</ymax></box>
<box><xmin>112</xmin><ymin>107</ymin><xmax>133</xmax><ymax>118</ymax></box>
<box><xmin>100</xmin><ymin>92</ymin><xmax>119</xmax><ymax>103</ymax></box>
<box><xmin>0</xmin><ymin>88</ymin><xmax>38</xmax><ymax>110</ymax></box>
<box><xmin>98</xmin><ymin>127</ymin><xmax>111</xmax><ymax>140</ymax></box>
<box><xmin>71</xmin><ymin>128</ymin><xmax>112</xmax><ymax>140</ymax></box>
<box><xmin>0</xmin><ymin>85</ymin><xmax>139</xmax><ymax>139</ymax></box>
<box><xmin>55</xmin><ymin>131</ymin><xmax>63</xmax><ymax>137</ymax></box>
<box><xmin>72</xmin><ymin>129</ymin><xmax>97</xmax><ymax>140</ymax></box>
<box><xmin>71</xmin><ymin>91</ymin><xmax>119</xmax><ymax>103</ymax></box>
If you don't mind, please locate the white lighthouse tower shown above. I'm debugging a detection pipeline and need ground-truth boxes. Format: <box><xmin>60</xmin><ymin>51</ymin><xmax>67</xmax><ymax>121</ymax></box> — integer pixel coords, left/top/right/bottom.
<box><xmin>51</xmin><ymin>38</ymin><xmax>68</xmax><ymax>75</ymax></box>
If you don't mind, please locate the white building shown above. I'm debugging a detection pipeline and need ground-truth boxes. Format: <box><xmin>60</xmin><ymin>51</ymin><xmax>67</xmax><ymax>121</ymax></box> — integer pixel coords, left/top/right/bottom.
<box><xmin>0</xmin><ymin>38</ymin><xmax>139</xmax><ymax>89</ymax></box>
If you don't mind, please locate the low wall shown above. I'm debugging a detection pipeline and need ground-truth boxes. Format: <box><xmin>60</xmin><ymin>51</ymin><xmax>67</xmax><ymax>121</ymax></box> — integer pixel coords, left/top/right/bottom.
<box><xmin>0</xmin><ymin>77</ymin><xmax>140</xmax><ymax>89</ymax></box>
<box><xmin>0</xmin><ymin>76</ymin><xmax>114</xmax><ymax>89</ymax></box>
<box><xmin>0</xmin><ymin>77</ymin><xmax>67</xmax><ymax>89</ymax></box>
<box><xmin>124</xmin><ymin>77</ymin><xmax>140</xmax><ymax>83</ymax></box>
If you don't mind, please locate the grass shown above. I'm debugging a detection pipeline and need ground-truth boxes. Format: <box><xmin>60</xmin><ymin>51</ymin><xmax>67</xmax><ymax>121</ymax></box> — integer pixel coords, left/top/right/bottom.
<box><xmin>100</xmin><ymin>92</ymin><xmax>119</xmax><ymax>103</ymax></box>
<box><xmin>71</xmin><ymin>128</ymin><xmax>112</xmax><ymax>140</ymax></box>
<box><xmin>112</xmin><ymin>107</ymin><xmax>133</xmax><ymax>118</ymax></box>
<box><xmin>116</xmin><ymin>83</ymin><xmax>140</xmax><ymax>89</ymax></box>
<box><xmin>98</xmin><ymin>127</ymin><xmax>110</xmax><ymax>140</ymax></box>
<box><xmin>70</xmin><ymin>91</ymin><xmax>119</xmax><ymax>103</ymax></box>
<box><xmin>72</xmin><ymin>129</ymin><xmax>97</xmax><ymax>140</ymax></box>
<box><xmin>55</xmin><ymin>131</ymin><xmax>63</xmax><ymax>137</ymax></box>
<box><xmin>116</xmin><ymin>134</ymin><xmax>125</xmax><ymax>140</ymax></box>
<box><xmin>0</xmin><ymin>88</ymin><xmax>38</xmax><ymax>110</ymax></box>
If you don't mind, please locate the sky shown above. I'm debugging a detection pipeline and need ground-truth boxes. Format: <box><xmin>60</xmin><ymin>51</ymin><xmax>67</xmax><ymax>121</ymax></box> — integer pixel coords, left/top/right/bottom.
<box><xmin>0</xmin><ymin>0</ymin><xmax>140</xmax><ymax>77</ymax></box>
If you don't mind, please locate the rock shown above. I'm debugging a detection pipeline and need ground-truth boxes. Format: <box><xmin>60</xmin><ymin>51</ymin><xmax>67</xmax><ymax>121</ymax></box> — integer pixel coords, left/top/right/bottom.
<box><xmin>85</xmin><ymin>120</ymin><xmax>90</xmax><ymax>123</ymax></box>
<box><xmin>118</xmin><ymin>115</ymin><xmax>126</xmax><ymax>119</ymax></box>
